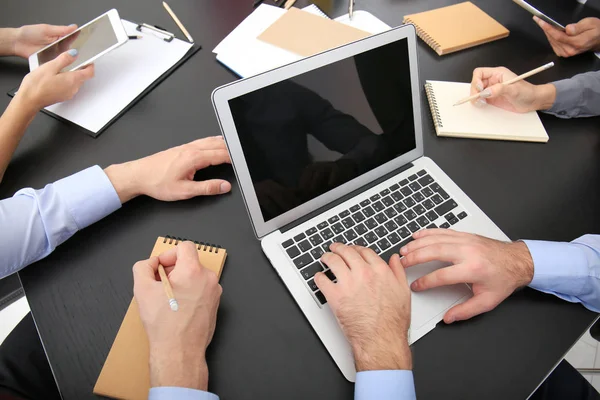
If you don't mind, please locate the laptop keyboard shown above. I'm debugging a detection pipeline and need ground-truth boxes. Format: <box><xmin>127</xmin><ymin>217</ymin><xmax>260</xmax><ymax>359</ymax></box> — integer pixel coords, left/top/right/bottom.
<box><xmin>280</xmin><ymin>169</ymin><xmax>469</xmax><ymax>306</ymax></box>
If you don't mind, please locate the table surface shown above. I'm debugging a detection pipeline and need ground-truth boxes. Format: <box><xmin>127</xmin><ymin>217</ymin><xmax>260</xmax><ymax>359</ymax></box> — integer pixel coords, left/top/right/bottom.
<box><xmin>2</xmin><ymin>0</ymin><xmax>600</xmax><ymax>399</ymax></box>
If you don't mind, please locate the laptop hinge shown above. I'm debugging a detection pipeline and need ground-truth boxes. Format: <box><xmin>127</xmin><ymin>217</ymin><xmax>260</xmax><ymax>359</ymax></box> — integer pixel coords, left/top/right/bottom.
<box><xmin>280</xmin><ymin>162</ymin><xmax>414</xmax><ymax>234</ymax></box>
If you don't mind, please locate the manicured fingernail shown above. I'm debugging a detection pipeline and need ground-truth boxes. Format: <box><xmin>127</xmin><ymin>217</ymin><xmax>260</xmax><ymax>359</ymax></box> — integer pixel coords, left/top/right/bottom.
<box><xmin>69</xmin><ymin>23</ymin><xmax>76</xmax><ymax>27</ymax></box>
<box><xmin>411</xmin><ymin>281</ymin><xmax>418</xmax><ymax>290</ymax></box>
<box><xmin>220</xmin><ymin>182</ymin><xmax>231</xmax><ymax>193</ymax></box>
<box><xmin>68</xmin><ymin>49</ymin><xmax>78</xmax><ymax>57</ymax></box>
<box><xmin>479</xmin><ymin>88</ymin><xmax>491</xmax><ymax>98</ymax></box>
<box><xmin>446</xmin><ymin>316</ymin><xmax>455</xmax><ymax>324</ymax></box>
<box><xmin>476</xmin><ymin>82</ymin><xmax>483</xmax><ymax>92</ymax></box>
<box><xmin>400</xmin><ymin>246</ymin><xmax>407</xmax><ymax>254</ymax></box>
<box><xmin>475</xmin><ymin>99</ymin><xmax>487</xmax><ymax>107</ymax></box>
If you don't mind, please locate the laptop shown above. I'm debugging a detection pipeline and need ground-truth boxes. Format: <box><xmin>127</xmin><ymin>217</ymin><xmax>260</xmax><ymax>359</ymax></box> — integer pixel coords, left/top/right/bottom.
<box><xmin>212</xmin><ymin>24</ymin><xmax>508</xmax><ymax>382</ymax></box>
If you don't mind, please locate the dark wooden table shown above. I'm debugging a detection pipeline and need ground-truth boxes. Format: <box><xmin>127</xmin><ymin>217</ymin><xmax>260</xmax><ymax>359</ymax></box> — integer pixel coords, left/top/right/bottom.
<box><xmin>1</xmin><ymin>0</ymin><xmax>599</xmax><ymax>398</ymax></box>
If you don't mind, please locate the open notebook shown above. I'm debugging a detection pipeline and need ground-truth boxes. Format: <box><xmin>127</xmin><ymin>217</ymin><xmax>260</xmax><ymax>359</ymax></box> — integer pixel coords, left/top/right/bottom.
<box><xmin>213</xmin><ymin>4</ymin><xmax>391</xmax><ymax>78</ymax></box>
<box><xmin>94</xmin><ymin>236</ymin><xmax>227</xmax><ymax>400</ymax></box>
<box><xmin>425</xmin><ymin>81</ymin><xmax>549</xmax><ymax>143</ymax></box>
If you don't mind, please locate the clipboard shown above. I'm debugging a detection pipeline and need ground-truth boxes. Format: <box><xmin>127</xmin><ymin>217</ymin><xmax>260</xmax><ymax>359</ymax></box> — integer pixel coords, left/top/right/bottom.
<box><xmin>7</xmin><ymin>19</ymin><xmax>202</xmax><ymax>138</ymax></box>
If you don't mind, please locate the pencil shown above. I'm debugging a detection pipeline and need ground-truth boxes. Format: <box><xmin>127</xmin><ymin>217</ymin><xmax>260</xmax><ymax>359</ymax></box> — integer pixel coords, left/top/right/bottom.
<box><xmin>284</xmin><ymin>0</ymin><xmax>297</xmax><ymax>10</ymax></box>
<box><xmin>453</xmin><ymin>62</ymin><xmax>554</xmax><ymax>106</ymax></box>
<box><xmin>162</xmin><ymin>1</ymin><xmax>194</xmax><ymax>43</ymax></box>
<box><xmin>158</xmin><ymin>263</ymin><xmax>179</xmax><ymax>311</ymax></box>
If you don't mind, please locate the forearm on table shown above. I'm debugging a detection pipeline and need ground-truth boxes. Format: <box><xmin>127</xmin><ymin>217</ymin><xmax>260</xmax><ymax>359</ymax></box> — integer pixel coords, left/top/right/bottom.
<box><xmin>0</xmin><ymin>28</ymin><xmax>17</xmax><ymax>57</ymax></box>
<box><xmin>0</xmin><ymin>95</ymin><xmax>38</xmax><ymax>182</ymax></box>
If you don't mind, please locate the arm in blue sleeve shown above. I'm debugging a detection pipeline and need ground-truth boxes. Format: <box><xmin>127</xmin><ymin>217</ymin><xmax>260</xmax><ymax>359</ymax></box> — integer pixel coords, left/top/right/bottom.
<box><xmin>149</xmin><ymin>387</ymin><xmax>219</xmax><ymax>400</ymax></box>
<box><xmin>0</xmin><ymin>165</ymin><xmax>121</xmax><ymax>278</ymax></box>
<box><xmin>543</xmin><ymin>71</ymin><xmax>600</xmax><ymax>119</ymax></box>
<box><xmin>355</xmin><ymin>370</ymin><xmax>416</xmax><ymax>400</ymax></box>
<box><xmin>524</xmin><ymin>234</ymin><xmax>600</xmax><ymax>312</ymax></box>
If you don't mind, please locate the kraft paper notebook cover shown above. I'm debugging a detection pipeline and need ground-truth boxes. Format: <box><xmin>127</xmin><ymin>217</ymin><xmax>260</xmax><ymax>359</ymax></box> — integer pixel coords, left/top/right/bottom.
<box><xmin>403</xmin><ymin>2</ymin><xmax>509</xmax><ymax>56</ymax></box>
<box><xmin>424</xmin><ymin>81</ymin><xmax>548</xmax><ymax>143</ymax></box>
<box><xmin>257</xmin><ymin>7</ymin><xmax>370</xmax><ymax>57</ymax></box>
<box><xmin>94</xmin><ymin>236</ymin><xmax>227</xmax><ymax>400</ymax></box>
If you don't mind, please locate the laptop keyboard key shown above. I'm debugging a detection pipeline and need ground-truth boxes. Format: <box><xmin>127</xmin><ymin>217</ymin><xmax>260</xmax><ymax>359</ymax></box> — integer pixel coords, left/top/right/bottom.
<box><xmin>360</xmin><ymin>199</ymin><xmax>371</xmax><ymax>207</ymax></box>
<box><xmin>374</xmin><ymin>213</ymin><xmax>388</xmax><ymax>224</ymax></box>
<box><xmin>398</xmin><ymin>226</ymin><xmax>411</xmax><ymax>238</ymax></box>
<box><xmin>343</xmin><ymin>229</ymin><xmax>358</xmax><ymax>241</ymax></box>
<box><xmin>365</xmin><ymin>218</ymin><xmax>378</xmax><ymax>230</ymax></box>
<box><xmin>372</xmin><ymin>201</ymin><xmax>385</xmax><ymax>212</ymax></box>
<box><xmin>445</xmin><ymin>212</ymin><xmax>456</xmax><ymax>221</ymax></box>
<box><xmin>407</xmin><ymin>221</ymin><xmax>420</xmax><ymax>233</ymax></box>
<box><xmin>414</xmin><ymin>204</ymin><xmax>426</xmax><ymax>215</ymax></box>
<box><xmin>350</xmin><ymin>205</ymin><xmax>360</xmax><ymax>213</ymax></box>
<box><xmin>418</xmin><ymin>174</ymin><xmax>434</xmax><ymax>186</ymax></box>
<box><xmin>416</xmin><ymin>216</ymin><xmax>429</xmax><ymax>227</ymax></box>
<box><xmin>426</xmin><ymin>223</ymin><xmax>437</xmax><ymax>229</ymax></box>
<box><xmin>306</xmin><ymin>227</ymin><xmax>317</xmax><ymax>236</ymax></box>
<box><xmin>370</xmin><ymin>194</ymin><xmax>381</xmax><ymax>201</ymax></box>
<box><xmin>425</xmin><ymin>210</ymin><xmax>438</xmax><ymax>221</ymax></box>
<box><xmin>352</xmin><ymin>211</ymin><xmax>365</xmax><ymax>223</ymax></box>
<box><xmin>321</xmin><ymin>228</ymin><xmax>334</xmax><ymax>240</ymax></box>
<box><xmin>389</xmin><ymin>183</ymin><xmax>400</xmax><ymax>191</ymax></box>
<box><xmin>421</xmin><ymin>187</ymin><xmax>434</xmax><ymax>197</ymax></box>
<box><xmin>355</xmin><ymin>223</ymin><xmax>368</xmax><ymax>236</ymax></box>
<box><xmin>380</xmin><ymin>188</ymin><xmax>390</xmax><ymax>196</ymax></box>
<box><xmin>388</xmin><ymin>232</ymin><xmax>401</xmax><ymax>244</ymax></box>
<box><xmin>309</xmin><ymin>234</ymin><xmax>323</xmax><ymax>247</ymax></box>
<box><xmin>339</xmin><ymin>210</ymin><xmax>350</xmax><ymax>218</ymax></box>
<box><xmin>440</xmin><ymin>222</ymin><xmax>450</xmax><ymax>229</ymax></box>
<box><xmin>458</xmin><ymin>211</ymin><xmax>468</xmax><ymax>219</ymax></box>
<box><xmin>394</xmin><ymin>215</ymin><xmax>408</xmax><ymax>226</ymax></box>
<box><xmin>417</xmin><ymin>169</ymin><xmax>427</xmax><ymax>177</ymax></box>
<box><xmin>315</xmin><ymin>290</ymin><xmax>327</xmax><ymax>304</ymax></box>
<box><xmin>310</xmin><ymin>247</ymin><xmax>324</xmax><ymax>260</ymax></box>
<box><xmin>354</xmin><ymin>237</ymin><xmax>368</xmax><ymax>247</ymax></box>
<box><xmin>400</xmin><ymin>187</ymin><xmax>413</xmax><ymax>196</ymax></box>
<box><xmin>384</xmin><ymin>220</ymin><xmax>398</xmax><ymax>231</ymax></box>
<box><xmin>294</xmin><ymin>233</ymin><xmax>306</xmax><ymax>242</ymax></box>
<box><xmin>408</xmin><ymin>174</ymin><xmax>418</xmax><ymax>181</ymax></box>
<box><xmin>365</xmin><ymin>232</ymin><xmax>378</xmax><ymax>244</ymax></box>
<box><xmin>435</xmin><ymin>199</ymin><xmax>458</xmax><ymax>217</ymax></box>
<box><xmin>374</xmin><ymin>226</ymin><xmax>388</xmax><ymax>238</ymax></box>
<box><xmin>317</xmin><ymin>221</ymin><xmax>328</xmax><ymax>230</ymax></box>
<box><xmin>368</xmin><ymin>244</ymin><xmax>380</xmax><ymax>254</ymax></box>
<box><xmin>413</xmin><ymin>192</ymin><xmax>425</xmax><ymax>203</ymax></box>
<box><xmin>362</xmin><ymin>206</ymin><xmax>375</xmax><ymax>217</ymax></box>
<box><xmin>399</xmin><ymin>178</ymin><xmax>409</xmax><ymax>186</ymax></box>
<box><xmin>404</xmin><ymin>209</ymin><xmax>417</xmax><ymax>220</ymax></box>
<box><xmin>449</xmin><ymin>217</ymin><xmax>459</xmax><ymax>225</ymax></box>
<box><xmin>333</xmin><ymin>235</ymin><xmax>346</xmax><ymax>244</ymax></box>
<box><xmin>301</xmin><ymin>262</ymin><xmax>323</xmax><ymax>280</ymax></box>
<box><xmin>403</xmin><ymin>197</ymin><xmax>416</xmax><ymax>208</ymax></box>
<box><xmin>431</xmin><ymin>194</ymin><xmax>443</xmax><ymax>205</ymax></box>
<box><xmin>328</xmin><ymin>215</ymin><xmax>339</xmax><ymax>224</ymax></box>
<box><xmin>377</xmin><ymin>238</ymin><xmax>391</xmax><ymax>250</ymax></box>
<box><xmin>341</xmin><ymin>217</ymin><xmax>355</xmax><ymax>228</ymax></box>
<box><xmin>322</xmin><ymin>241</ymin><xmax>333</xmax><ymax>252</ymax></box>
<box><xmin>325</xmin><ymin>269</ymin><xmax>336</xmax><ymax>281</ymax></box>
<box><xmin>394</xmin><ymin>203</ymin><xmax>407</xmax><ymax>213</ymax></box>
<box><xmin>381</xmin><ymin>196</ymin><xmax>394</xmax><ymax>207</ymax></box>
<box><xmin>438</xmin><ymin>189</ymin><xmax>450</xmax><ymax>200</ymax></box>
<box><xmin>286</xmin><ymin>245</ymin><xmax>300</xmax><ymax>258</ymax></box>
<box><xmin>298</xmin><ymin>240</ymin><xmax>312</xmax><ymax>252</ymax></box>
<box><xmin>391</xmin><ymin>191</ymin><xmax>404</xmax><ymax>202</ymax></box>
<box><xmin>294</xmin><ymin>253</ymin><xmax>313</xmax><ymax>269</ymax></box>
<box><xmin>430</xmin><ymin>182</ymin><xmax>441</xmax><ymax>192</ymax></box>
<box><xmin>282</xmin><ymin>239</ymin><xmax>294</xmax><ymax>248</ymax></box>
<box><xmin>331</xmin><ymin>223</ymin><xmax>345</xmax><ymax>234</ymax></box>
<box><xmin>308</xmin><ymin>279</ymin><xmax>318</xmax><ymax>291</ymax></box>
<box><xmin>423</xmin><ymin>199</ymin><xmax>435</xmax><ymax>210</ymax></box>
<box><xmin>409</xmin><ymin>182</ymin><xmax>421</xmax><ymax>191</ymax></box>
<box><xmin>384</xmin><ymin>208</ymin><xmax>397</xmax><ymax>218</ymax></box>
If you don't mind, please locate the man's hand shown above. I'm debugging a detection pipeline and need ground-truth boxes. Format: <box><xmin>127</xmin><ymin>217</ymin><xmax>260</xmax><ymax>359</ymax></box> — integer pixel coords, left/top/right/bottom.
<box><xmin>316</xmin><ymin>243</ymin><xmax>412</xmax><ymax>371</ymax></box>
<box><xmin>133</xmin><ymin>242</ymin><xmax>223</xmax><ymax>390</ymax></box>
<box><xmin>104</xmin><ymin>136</ymin><xmax>232</xmax><ymax>203</ymax></box>
<box><xmin>534</xmin><ymin>16</ymin><xmax>600</xmax><ymax>57</ymax></box>
<box><xmin>400</xmin><ymin>229</ymin><xmax>534</xmax><ymax>324</ymax></box>
<box><xmin>1</xmin><ymin>24</ymin><xmax>77</xmax><ymax>58</ymax></box>
<box><xmin>469</xmin><ymin>66</ymin><xmax>556</xmax><ymax>113</ymax></box>
<box><xmin>15</xmin><ymin>49</ymin><xmax>94</xmax><ymax>113</ymax></box>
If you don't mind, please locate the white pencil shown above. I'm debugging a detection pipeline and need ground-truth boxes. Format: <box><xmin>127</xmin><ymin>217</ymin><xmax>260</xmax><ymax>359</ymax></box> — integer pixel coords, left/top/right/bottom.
<box><xmin>162</xmin><ymin>1</ymin><xmax>194</xmax><ymax>43</ymax></box>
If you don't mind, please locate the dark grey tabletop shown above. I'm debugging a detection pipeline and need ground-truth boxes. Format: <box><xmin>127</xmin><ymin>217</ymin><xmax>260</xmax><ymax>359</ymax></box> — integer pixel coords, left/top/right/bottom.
<box><xmin>1</xmin><ymin>0</ymin><xmax>599</xmax><ymax>399</ymax></box>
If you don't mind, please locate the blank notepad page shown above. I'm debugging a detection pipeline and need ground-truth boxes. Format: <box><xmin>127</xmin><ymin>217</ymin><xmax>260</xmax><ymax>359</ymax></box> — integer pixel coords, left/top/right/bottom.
<box><xmin>425</xmin><ymin>81</ymin><xmax>548</xmax><ymax>143</ymax></box>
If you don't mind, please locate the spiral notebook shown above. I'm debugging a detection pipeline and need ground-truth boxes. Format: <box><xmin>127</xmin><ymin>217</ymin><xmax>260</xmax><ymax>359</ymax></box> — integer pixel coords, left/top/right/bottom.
<box><xmin>425</xmin><ymin>81</ymin><xmax>549</xmax><ymax>143</ymax></box>
<box><xmin>403</xmin><ymin>2</ymin><xmax>509</xmax><ymax>56</ymax></box>
<box><xmin>94</xmin><ymin>236</ymin><xmax>227</xmax><ymax>400</ymax></box>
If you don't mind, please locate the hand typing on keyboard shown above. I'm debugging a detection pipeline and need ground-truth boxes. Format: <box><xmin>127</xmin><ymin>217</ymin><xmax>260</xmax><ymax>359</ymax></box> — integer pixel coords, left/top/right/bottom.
<box><xmin>315</xmin><ymin>243</ymin><xmax>412</xmax><ymax>371</ymax></box>
<box><xmin>400</xmin><ymin>229</ymin><xmax>534</xmax><ymax>324</ymax></box>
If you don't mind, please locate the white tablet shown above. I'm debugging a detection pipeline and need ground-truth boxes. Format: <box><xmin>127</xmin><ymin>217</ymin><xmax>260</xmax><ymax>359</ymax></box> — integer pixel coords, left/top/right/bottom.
<box><xmin>513</xmin><ymin>0</ymin><xmax>566</xmax><ymax>30</ymax></box>
<box><xmin>28</xmin><ymin>9</ymin><xmax>128</xmax><ymax>72</ymax></box>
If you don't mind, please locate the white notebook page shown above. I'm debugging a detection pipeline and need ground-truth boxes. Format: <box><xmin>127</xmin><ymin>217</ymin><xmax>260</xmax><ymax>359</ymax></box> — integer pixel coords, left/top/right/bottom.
<box><xmin>428</xmin><ymin>81</ymin><xmax>548</xmax><ymax>142</ymax></box>
<box><xmin>45</xmin><ymin>20</ymin><xmax>193</xmax><ymax>134</ymax></box>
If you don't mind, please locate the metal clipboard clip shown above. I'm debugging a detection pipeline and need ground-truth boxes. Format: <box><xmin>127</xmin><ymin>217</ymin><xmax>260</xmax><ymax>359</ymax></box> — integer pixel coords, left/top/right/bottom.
<box><xmin>136</xmin><ymin>23</ymin><xmax>175</xmax><ymax>42</ymax></box>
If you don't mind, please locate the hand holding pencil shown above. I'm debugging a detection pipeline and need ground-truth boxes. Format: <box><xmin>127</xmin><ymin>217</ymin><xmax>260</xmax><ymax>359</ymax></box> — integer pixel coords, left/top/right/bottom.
<box><xmin>459</xmin><ymin>63</ymin><xmax>558</xmax><ymax>113</ymax></box>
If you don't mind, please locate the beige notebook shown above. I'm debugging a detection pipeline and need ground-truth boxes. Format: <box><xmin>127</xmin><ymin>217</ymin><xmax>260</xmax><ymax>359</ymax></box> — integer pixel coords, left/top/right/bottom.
<box><xmin>94</xmin><ymin>236</ymin><xmax>227</xmax><ymax>400</ymax></box>
<box><xmin>258</xmin><ymin>7</ymin><xmax>370</xmax><ymax>57</ymax></box>
<box><xmin>403</xmin><ymin>2</ymin><xmax>509</xmax><ymax>55</ymax></box>
<box><xmin>425</xmin><ymin>81</ymin><xmax>549</xmax><ymax>143</ymax></box>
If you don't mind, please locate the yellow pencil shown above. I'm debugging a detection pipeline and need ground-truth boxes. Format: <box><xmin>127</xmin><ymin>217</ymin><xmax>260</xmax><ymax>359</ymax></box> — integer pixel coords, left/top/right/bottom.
<box><xmin>162</xmin><ymin>1</ymin><xmax>194</xmax><ymax>43</ymax></box>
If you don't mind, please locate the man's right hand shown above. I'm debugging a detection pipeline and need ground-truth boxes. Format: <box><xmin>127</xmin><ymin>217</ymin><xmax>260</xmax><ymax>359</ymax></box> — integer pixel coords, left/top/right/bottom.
<box><xmin>316</xmin><ymin>243</ymin><xmax>412</xmax><ymax>371</ymax></box>
<box><xmin>133</xmin><ymin>242</ymin><xmax>223</xmax><ymax>390</ymax></box>
<box><xmin>534</xmin><ymin>16</ymin><xmax>600</xmax><ymax>57</ymax></box>
<box><xmin>400</xmin><ymin>229</ymin><xmax>534</xmax><ymax>324</ymax></box>
<box><xmin>15</xmin><ymin>49</ymin><xmax>94</xmax><ymax>113</ymax></box>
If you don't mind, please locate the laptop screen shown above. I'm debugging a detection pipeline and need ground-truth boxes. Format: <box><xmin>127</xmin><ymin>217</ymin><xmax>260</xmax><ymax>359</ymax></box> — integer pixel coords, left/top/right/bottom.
<box><xmin>228</xmin><ymin>38</ymin><xmax>415</xmax><ymax>222</ymax></box>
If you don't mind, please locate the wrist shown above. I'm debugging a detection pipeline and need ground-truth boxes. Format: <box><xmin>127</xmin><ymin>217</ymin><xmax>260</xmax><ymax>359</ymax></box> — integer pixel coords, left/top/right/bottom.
<box><xmin>510</xmin><ymin>241</ymin><xmax>534</xmax><ymax>287</ymax></box>
<box><xmin>0</xmin><ymin>28</ymin><xmax>19</xmax><ymax>57</ymax></box>
<box><xmin>104</xmin><ymin>162</ymin><xmax>142</xmax><ymax>204</ymax></box>
<box><xmin>354</xmin><ymin>340</ymin><xmax>412</xmax><ymax>372</ymax></box>
<box><xmin>532</xmin><ymin>84</ymin><xmax>556</xmax><ymax>111</ymax></box>
<box><xmin>9</xmin><ymin>93</ymin><xmax>39</xmax><ymax>121</ymax></box>
<box><xmin>150</xmin><ymin>350</ymin><xmax>209</xmax><ymax>390</ymax></box>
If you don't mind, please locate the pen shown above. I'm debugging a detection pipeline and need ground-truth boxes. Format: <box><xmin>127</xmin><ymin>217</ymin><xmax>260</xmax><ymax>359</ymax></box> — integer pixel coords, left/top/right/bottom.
<box><xmin>162</xmin><ymin>1</ymin><xmax>194</xmax><ymax>43</ymax></box>
<box><xmin>453</xmin><ymin>62</ymin><xmax>555</xmax><ymax>106</ymax></box>
<box><xmin>349</xmin><ymin>0</ymin><xmax>355</xmax><ymax>20</ymax></box>
<box><xmin>128</xmin><ymin>35</ymin><xmax>142</xmax><ymax>40</ymax></box>
<box><xmin>158</xmin><ymin>263</ymin><xmax>179</xmax><ymax>312</ymax></box>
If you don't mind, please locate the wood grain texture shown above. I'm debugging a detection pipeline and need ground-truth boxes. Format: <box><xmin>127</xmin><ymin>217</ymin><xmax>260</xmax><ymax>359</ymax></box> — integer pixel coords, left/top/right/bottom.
<box><xmin>1</xmin><ymin>0</ymin><xmax>599</xmax><ymax>399</ymax></box>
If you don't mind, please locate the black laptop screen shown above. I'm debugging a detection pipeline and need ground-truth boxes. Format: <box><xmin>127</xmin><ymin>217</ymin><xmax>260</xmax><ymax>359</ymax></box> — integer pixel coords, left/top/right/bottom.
<box><xmin>228</xmin><ymin>38</ymin><xmax>416</xmax><ymax>222</ymax></box>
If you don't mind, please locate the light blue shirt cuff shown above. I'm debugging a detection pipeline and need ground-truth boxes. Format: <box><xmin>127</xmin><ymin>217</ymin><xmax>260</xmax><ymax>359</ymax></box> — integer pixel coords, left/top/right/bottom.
<box><xmin>50</xmin><ymin>165</ymin><xmax>121</xmax><ymax>229</ymax></box>
<box><xmin>355</xmin><ymin>370</ymin><xmax>416</xmax><ymax>400</ymax></box>
<box><xmin>149</xmin><ymin>387</ymin><xmax>219</xmax><ymax>400</ymax></box>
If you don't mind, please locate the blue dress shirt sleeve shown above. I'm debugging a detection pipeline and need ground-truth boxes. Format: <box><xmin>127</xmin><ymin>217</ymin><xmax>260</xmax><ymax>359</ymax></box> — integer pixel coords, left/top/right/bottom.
<box><xmin>524</xmin><ymin>235</ymin><xmax>600</xmax><ymax>313</ymax></box>
<box><xmin>544</xmin><ymin>70</ymin><xmax>600</xmax><ymax>118</ymax></box>
<box><xmin>355</xmin><ymin>370</ymin><xmax>416</xmax><ymax>400</ymax></box>
<box><xmin>149</xmin><ymin>387</ymin><xmax>219</xmax><ymax>400</ymax></box>
<box><xmin>0</xmin><ymin>165</ymin><xmax>121</xmax><ymax>278</ymax></box>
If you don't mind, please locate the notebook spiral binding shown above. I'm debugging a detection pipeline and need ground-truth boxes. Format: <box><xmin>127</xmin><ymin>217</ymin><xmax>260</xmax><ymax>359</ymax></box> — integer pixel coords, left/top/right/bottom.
<box><xmin>163</xmin><ymin>235</ymin><xmax>221</xmax><ymax>253</ymax></box>
<box><xmin>404</xmin><ymin>20</ymin><xmax>442</xmax><ymax>55</ymax></box>
<box><xmin>424</xmin><ymin>82</ymin><xmax>443</xmax><ymax>130</ymax></box>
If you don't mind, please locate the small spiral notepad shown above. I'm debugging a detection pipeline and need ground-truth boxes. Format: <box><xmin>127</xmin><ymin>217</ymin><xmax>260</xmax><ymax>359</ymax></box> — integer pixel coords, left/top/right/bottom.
<box><xmin>403</xmin><ymin>2</ymin><xmax>509</xmax><ymax>56</ymax></box>
<box><xmin>94</xmin><ymin>236</ymin><xmax>227</xmax><ymax>400</ymax></box>
<box><xmin>425</xmin><ymin>81</ymin><xmax>549</xmax><ymax>143</ymax></box>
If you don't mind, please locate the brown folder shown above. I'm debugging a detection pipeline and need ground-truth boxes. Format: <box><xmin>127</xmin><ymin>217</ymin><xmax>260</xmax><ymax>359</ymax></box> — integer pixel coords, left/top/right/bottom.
<box><xmin>403</xmin><ymin>2</ymin><xmax>509</xmax><ymax>56</ymax></box>
<box><xmin>93</xmin><ymin>236</ymin><xmax>227</xmax><ymax>400</ymax></box>
<box><xmin>258</xmin><ymin>7</ymin><xmax>370</xmax><ymax>57</ymax></box>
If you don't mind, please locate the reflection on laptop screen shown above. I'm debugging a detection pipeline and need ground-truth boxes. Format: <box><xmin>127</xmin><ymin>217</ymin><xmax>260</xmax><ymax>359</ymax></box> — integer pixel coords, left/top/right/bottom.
<box><xmin>228</xmin><ymin>38</ymin><xmax>415</xmax><ymax>222</ymax></box>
